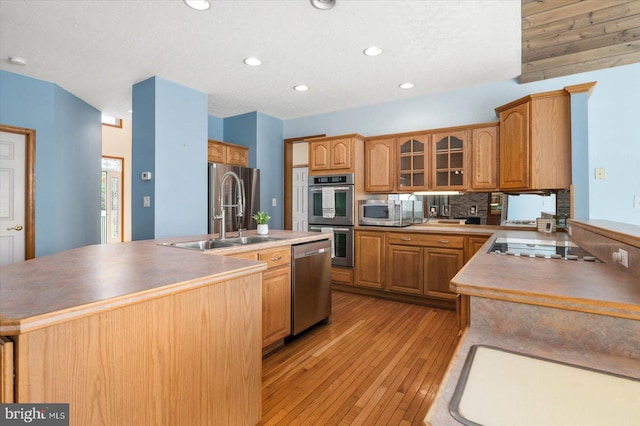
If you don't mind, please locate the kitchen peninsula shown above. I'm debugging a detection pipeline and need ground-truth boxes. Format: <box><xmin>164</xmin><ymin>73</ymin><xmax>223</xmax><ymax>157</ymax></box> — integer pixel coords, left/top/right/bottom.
<box><xmin>425</xmin><ymin>220</ymin><xmax>640</xmax><ymax>425</ymax></box>
<box><xmin>0</xmin><ymin>230</ymin><xmax>328</xmax><ymax>426</ymax></box>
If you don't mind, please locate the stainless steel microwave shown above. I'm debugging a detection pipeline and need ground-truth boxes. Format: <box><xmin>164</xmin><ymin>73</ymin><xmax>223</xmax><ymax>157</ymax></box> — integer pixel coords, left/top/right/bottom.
<box><xmin>358</xmin><ymin>200</ymin><xmax>423</xmax><ymax>227</ymax></box>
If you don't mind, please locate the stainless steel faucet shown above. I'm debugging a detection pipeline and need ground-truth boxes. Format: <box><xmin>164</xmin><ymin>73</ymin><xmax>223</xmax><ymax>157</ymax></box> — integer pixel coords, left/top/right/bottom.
<box><xmin>214</xmin><ymin>171</ymin><xmax>245</xmax><ymax>240</ymax></box>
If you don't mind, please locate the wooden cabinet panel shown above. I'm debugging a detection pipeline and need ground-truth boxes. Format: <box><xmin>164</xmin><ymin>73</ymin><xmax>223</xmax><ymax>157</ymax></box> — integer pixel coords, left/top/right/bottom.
<box><xmin>496</xmin><ymin>90</ymin><xmax>571</xmax><ymax>190</ymax></box>
<box><xmin>258</xmin><ymin>247</ymin><xmax>291</xmax><ymax>269</ymax></box>
<box><xmin>387</xmin><ymin>232</ymin><xmax>464</xmax><ymax>249</ymax></box>
<box><xmin>309</xmin><ymin>141</ymin><xmax>330</xmax><ymax>171</ymax></box>
<box><xmin>387</xmin><ymin>245</ymin><xmax>423</xmax><ymax>295</ymax></box>
<box><xmin>208</xmin><ymin>140</ymin><xmax>248</xmax><ymax>167</ymax></box>
<box><xmin>0</xmin><ymin>337</ymin><xmax>13</xmax><ymax>403</ymax></box>
<box><xmin>330</xmin><ymin>138</ymin><xmax>352</xmax><ymax>170</ymax></box>
<box><xmin>226</xmin><ymin>145</ymin><xmax>248</xmax><ymax>166</ymax></box>
<box><xmin>365</xmin><ymin>138</ymin><xmax>395</xmax><ymax>192</ymax></box>
<box><xmin>355</xmin><ymin>231</ymin><xmax>386</xmax><ymax>289</ymax></box>
<box><xmin>469</xmin><ymin>125</ymin><xmax>499</xmax><ymax>191</ymax></box>
<box><xmin>208</xmin><ymin>140</ymin><xmax>226</xmax><ymax>163</ymax></box>
<box><xmin>331</xmin><ymin>266</ymin><xmax>354</xmax><ymax>285</ymax></box>
<box><xmin>423</xmin><ymin>248</ymin><xmax>463</xmax><ymax>300</ymax></box>
<box><xmin>396</xmin><ymin>135</ymin><xmax>429</xmax><ymax>191</ymax></box>
<box><xmin>498</xmin><ymin>102</ymin><xmax>530</xmax><ymax>189</ymax></box>
<box><xmin>431</xmin><ymin>130</ymin><xmax>467</xmax><ymax>190</ymax></box>
<box><xmin>262</xmin><ymin>266</ymin><xmax>291</xmax><ymax>347</ymax></box>
<box><xmin>465</xmin><ymin>236</ymin><xmax>490</xmax><ymax>263</ymax></box>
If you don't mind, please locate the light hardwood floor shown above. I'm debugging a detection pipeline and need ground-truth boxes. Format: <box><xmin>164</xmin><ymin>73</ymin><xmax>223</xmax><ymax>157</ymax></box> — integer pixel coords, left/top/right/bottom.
<box><xmin>260</xmin><ymin>291</ymin><xmax>460</xmax><ymax>425</ymax></box>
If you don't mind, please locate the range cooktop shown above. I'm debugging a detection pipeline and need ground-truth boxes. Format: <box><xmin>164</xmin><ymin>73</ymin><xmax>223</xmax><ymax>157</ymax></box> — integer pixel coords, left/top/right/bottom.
<box><xmin>489</xmin><ymin>237</ymin><xmax>600</xmax><ymax>262</ymax></box>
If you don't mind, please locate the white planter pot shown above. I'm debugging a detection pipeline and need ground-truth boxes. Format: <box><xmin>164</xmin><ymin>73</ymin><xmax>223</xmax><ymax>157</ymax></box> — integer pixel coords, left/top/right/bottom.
<box><xmin>257</xmin><ymin>224</ymin><xmax>269</xmax><ymax>235</ymax></box>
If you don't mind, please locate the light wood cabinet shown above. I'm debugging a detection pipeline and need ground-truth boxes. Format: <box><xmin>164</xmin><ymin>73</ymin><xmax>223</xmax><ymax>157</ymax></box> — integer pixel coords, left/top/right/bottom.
<box><xmin>331</xmin><ymin>266</ymin><xmax>354</xmax><ymax>285</ymax></box>
<box><xmin>423</xmin><ymin>248</ymin><xmax>463</xmax><ymax>300</ymax></box>
<box><xmin>465</xmin><ymin>236</ymin><xmax>490</xmax><ymax>263</ymax></box>
<box><xmin>308</xmin><ymin>134</ymin><xmax>364</xmax><ymax>175</ymax></box>
<box><xmin>469</xmin><ymin>125</ymin><xmax>499</xmax><ymax>191</ymax></box>
<box><xmin>495</xmin><ymin>90</ymin><xmax>571</xmax><ymax>190</ymax></box>
<box><xmin>228</xmin><ymin>246</ymin><xmax>291</xmax><ymax>349</ymax></box>
<box><xmin>396</xmin><ymin>135</ymin><xmax>429</xmax><ymax>191</ymax></box>
<box><xmin>355</xmin><ymin>230</ymin><xmax>386</xmax><ymax>289</ymax></box>
<box><xmin>0</xmin><ymin>337</ymin><xmax>13</xmax><ymax>403</ymax></box>
<box><xmin>387</xmin><ymin>244</ymin><xmax>423</xmax><ymax>295</ymax></box>
<box><xmin>364</xmin><ymin>138</ymin><xmax>395</xmax><ymax>192</ymax></box>
<box><xmin>431</xmin><ymin>131</ymin><xmax>467</xmax><ymax>190</ymax></box>
<box><xmin>208</xmin><ymin>139</ymin><xmax>249</xmax><ymax>167</ymax></box>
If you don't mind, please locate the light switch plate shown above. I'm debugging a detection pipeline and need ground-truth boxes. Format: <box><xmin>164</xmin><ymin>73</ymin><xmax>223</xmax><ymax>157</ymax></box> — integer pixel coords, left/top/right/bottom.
<box><xmin>634</xmin><ymin>195</ymin><xmax>640</xmax><ymax>209</ymax></box>
<box><xmin>143</xmin><ymin>196</ymin><xmax>150</xmax><ymax>207</ymax></box>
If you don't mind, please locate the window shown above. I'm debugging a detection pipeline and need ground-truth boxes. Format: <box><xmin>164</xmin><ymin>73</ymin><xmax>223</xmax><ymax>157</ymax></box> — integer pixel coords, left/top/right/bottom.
<box><xmin>101</xmin><ymin>114</ymin><xmax>122</xmax><ymax>128</ymax></box>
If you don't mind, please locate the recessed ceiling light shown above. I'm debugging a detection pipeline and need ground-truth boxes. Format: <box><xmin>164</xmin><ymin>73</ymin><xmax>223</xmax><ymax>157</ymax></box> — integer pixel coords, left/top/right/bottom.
<box><xmin>8</xmin><ymin>56</ymin><xmax>27</xmax><ymax>66</ymax></box>
<box><xmin>294</xmin><ymin>85</ymin><xmax>309</xmax><ymax>92</ymax></box>
<box><xmin>399</xmin><ymin>82</ymin><xmax>414</xmax><ymax>89</ymax></box>
<box><xmin>184</xmin><ymin>0</ymin><xmax>210</xmax><ymax>11</ymax></box>
<box><xmin>363</xmin><ymin>46</ymin><xmax>383</xmax><ymax>57</ymax></box>
<box><xmin>310</xmin><ymin>0</ymin><xmax>336</xmax><ymax>10</ymax></box>
<box><xmin>243</xmin><ymin>57</ymin><xmax>262</xmax><ymax>67</ymax></box>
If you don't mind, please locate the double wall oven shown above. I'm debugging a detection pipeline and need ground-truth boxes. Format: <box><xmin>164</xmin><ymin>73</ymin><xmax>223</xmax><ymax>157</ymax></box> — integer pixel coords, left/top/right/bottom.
<box><xmin>308</xmin><ymin>173</ymin><xmax>354</xmax><ymax>268</ymax></box>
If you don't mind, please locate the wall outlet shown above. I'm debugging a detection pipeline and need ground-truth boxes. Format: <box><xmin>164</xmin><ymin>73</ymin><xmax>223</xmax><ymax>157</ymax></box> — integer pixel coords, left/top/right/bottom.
<box><xmin>594</xmin><ymin>168</ymin><xmax>606</xmax><ymax>180</ymax></box>
<box><xmin>634</xmin><ymin>195</ymin><xmax>640</xmax><ymax>209</ymax></box>
<box><xmin>272</xmin><ymin>198</ymin><xmax>277</xmax><ymax>207</ymax></box>
<box><xmin>143</xmin><ymin>196</ymin><xmax>150</xmax><ymax>207</ymax></box>
<box><xmin>612</xmin><ymin>249</ymin><xmax>629</xmax><ymax>268</ymax></box>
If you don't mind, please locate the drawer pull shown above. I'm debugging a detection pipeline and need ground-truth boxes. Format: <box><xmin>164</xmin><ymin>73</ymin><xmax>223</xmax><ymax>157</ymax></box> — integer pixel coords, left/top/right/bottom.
<box><xmin>437</xmin><ymin>239</ymin><xmax>449</xmax><ymax>244</ymax></box>
<box><xmin>400</xmin><ymin>237</ymin><xmax>411</xmax><ymax>241</ymax></box>
<box><xmin>270</xmin><ymin>256</ymin><xmax>282</xmax><ymax>261</ymax></box>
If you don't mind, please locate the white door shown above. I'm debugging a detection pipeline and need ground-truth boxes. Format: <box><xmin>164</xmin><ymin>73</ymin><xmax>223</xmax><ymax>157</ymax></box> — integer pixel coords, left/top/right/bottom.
<box><xmin>292</xmin><ymin>167</ymin><xmax>308</xmax><ymax>231</ymax></box>
<box><xmin>0</xmin><ymin>131</ymin><xmax>26</xmax><ymax>266</ymax></box>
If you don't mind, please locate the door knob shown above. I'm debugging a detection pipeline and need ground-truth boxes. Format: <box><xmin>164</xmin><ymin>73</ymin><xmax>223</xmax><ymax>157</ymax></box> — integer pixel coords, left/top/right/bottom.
<box><xmin>7</xmin><ymin>225</ymin><xmax>23</xmax><ymax>231</ymax></box>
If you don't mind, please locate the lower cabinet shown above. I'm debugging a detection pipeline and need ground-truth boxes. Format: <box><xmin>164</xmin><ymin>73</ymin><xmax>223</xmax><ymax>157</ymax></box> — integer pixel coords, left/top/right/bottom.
<box><xmin>355</xmin><ymin>231</ymin><xmax>386</xmax><ymax>289</ymax></box>
<box><xmin>423</xmin><ymin>248</ymin><xmax>463</xmax><ymax>300</ymax></box>
<box><xmin>352</xmin><ymin>230</ymin><xmax>473</xmax><ymax>308</ymax></box>
<box><xmin>228</xmin><ymin>246</ymin><xmax>292</xmax><ymax>350</ymax></box>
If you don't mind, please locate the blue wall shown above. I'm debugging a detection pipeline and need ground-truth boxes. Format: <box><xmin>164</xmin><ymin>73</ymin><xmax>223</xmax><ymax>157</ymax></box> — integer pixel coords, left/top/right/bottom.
<box><xmin>224</xmin><ymin>112</ymin><xmax>258</xmax><ymax>168</ymax></box>
<box><xmin>208</xmin><ymin>114</ymin><xmax>224</xmax><ymax>140</ymax></box>
<box><xmin>132</xmin><ymin>76</ymin><xmax>208</xmax><ymax>240</ymax></box>
<box><xmin>0</xmin><ymin>70</ymin><xmax>101</xmax><ymax>256</ymax></box>
<box><xmin>256</xmin><ymin>112</ymin><xmax>284</xmax><ymax>229</ymax></box>
<box><xmin>284</xmin><ymin>63</ymin><xmax>640</xmax><ymax>225</ymax></box>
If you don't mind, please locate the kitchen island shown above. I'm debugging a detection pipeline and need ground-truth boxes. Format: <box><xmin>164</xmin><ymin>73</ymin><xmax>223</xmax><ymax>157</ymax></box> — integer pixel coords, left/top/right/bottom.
<box><xmin>424</xmin><ymin>220</ymin><xmax>640</xmax><ymax>425</ymax></box>
<box><xmin>0</xmin><ymin>230</ymin><xmax>328</xmax><ymax>426</ymax></box>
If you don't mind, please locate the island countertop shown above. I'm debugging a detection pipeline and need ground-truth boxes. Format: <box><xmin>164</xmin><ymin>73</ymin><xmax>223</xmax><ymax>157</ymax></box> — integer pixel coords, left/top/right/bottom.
<box><xmin>0</xmin><ymin>229</ymin><xmax>330</xmax><ymax>335</ymax></box>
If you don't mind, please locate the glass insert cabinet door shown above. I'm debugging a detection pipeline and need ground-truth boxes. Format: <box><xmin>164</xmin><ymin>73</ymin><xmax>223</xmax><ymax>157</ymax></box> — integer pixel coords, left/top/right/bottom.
<box><xmin>396</xmin><ymin>135</ymin><xmax>429</xmax><ymax>190</ymax></box>
<box><xmin>432</xmin><ymin>131</ymin><xmax>466</xmax><ymax>189</ymax></box>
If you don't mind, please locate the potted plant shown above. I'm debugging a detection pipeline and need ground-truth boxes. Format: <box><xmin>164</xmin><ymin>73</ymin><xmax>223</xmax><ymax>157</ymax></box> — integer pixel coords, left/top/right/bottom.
<box><xmin>252</xmin><ymin>211</ymin><xmax>271</xmax><ymax>235</ymax></box>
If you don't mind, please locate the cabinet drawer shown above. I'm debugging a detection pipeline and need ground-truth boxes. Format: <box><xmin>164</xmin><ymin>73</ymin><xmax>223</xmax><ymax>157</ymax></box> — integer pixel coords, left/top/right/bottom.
<box><xmin>258</xmin><ymin>247</ymin><xmax>291</xmax><ymax>269</ymax></box>
<box><xmin>388</xmin><ymin>233</ymin><xmax>464</xmax><ymax>249</ymax></box>
<box><xmin>331</xmin><ymin>267</ymin><xmax>353</xmax><ymax>285</ymax></box>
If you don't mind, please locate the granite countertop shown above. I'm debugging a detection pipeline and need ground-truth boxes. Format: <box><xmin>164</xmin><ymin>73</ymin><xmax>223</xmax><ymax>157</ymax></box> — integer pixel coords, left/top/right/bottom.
<box><xmin>451</xmin><ymin>229</ymin><xmax>640</xmax><ymax>320</ymax></box>
<box><xmin>0</xmin><ymin>230</ymin><xmax>330</xmax><ymax>335</ymax></box>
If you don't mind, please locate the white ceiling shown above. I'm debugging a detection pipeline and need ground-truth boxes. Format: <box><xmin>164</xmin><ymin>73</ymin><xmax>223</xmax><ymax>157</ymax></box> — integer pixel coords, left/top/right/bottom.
<box><xmin>0</xmin><ymin>0</ymin><xmax>521</xmax><ymax>121</ymax></box>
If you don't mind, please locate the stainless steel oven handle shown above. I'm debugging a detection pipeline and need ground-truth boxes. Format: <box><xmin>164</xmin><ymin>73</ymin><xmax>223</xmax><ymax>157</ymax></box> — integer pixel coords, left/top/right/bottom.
<box><xmin>309</xmin><ymin>187</ymin><xmax>351</xmax><ymax>192</ymax></box>
<box><xmin>309</xmin><ymin>226</ymin><xmax>351</xmax><ymax>232</ymax></box>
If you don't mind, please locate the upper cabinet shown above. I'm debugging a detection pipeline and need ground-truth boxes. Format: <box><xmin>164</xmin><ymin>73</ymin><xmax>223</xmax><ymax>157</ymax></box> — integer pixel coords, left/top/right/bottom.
<box><xmin>364</xmin><ymin>138</ymin><xmax>395</xmax><ymax>192</ymax></box>
<box><xmin>208</xmin><ymin>140</ymin><xmax>249</xmax><ymax>167</ymax></box>
<box><xmin>495</xmin><ymin>90</ymin><xmax>571</xmax><ymax>190</ymax></box>
<box><xmin>468</xmin><ymin>124</ymin><xmax>499</xmax><ymax>192</ymax></box>
<box><xmin>308</xmin><ymin>134</ymin><xmax>364</xmax><ymax>175</ymax></box>
<box><xmin>431</xmin><ymin>131</ymin><xmax>466</xmax><ymax>190</ymax></box>
<box><xmin>397</xmin><ymin>135</ymin><xmax>429</xmax><ymax>191</ymax></box>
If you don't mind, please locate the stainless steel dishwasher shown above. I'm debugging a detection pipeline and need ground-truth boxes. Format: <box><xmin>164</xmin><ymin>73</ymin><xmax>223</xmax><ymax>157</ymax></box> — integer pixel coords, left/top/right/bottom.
<box><xmin>290</xmin><ymin>239</ymin><xmax>332</xmax><ymax>336</ymax></box>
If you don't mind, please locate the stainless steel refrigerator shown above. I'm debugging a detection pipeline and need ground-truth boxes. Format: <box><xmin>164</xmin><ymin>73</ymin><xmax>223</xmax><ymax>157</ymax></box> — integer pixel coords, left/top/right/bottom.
<box><xmin>208</xmin><ymin>163</ymin><xmax>260</xmax><ymax>234</ymax></box>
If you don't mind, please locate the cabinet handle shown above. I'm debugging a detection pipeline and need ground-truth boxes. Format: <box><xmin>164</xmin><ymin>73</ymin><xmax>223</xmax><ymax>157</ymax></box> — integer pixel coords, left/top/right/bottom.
<box><xmin>437</xmin><ymin>239</ymin><xmax>449</xmax><ymax>244</ymax></box>
<box><xmin>400</xmin><ymin>237</ymin><xmax>411</xmax><ymax>241</ymax></box>
<box><xmin>270</xmin><ymin>256</ymin><xmax>282</xmax><ymax>261</ymax></box>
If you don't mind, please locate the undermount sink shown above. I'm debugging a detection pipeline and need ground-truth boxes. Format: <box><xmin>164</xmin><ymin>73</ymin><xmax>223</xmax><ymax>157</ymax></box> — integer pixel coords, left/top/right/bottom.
<box><xmin>160</xmin><ymin>236</ymin><xmax>284</xmax><ymax>251</ymax></box>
